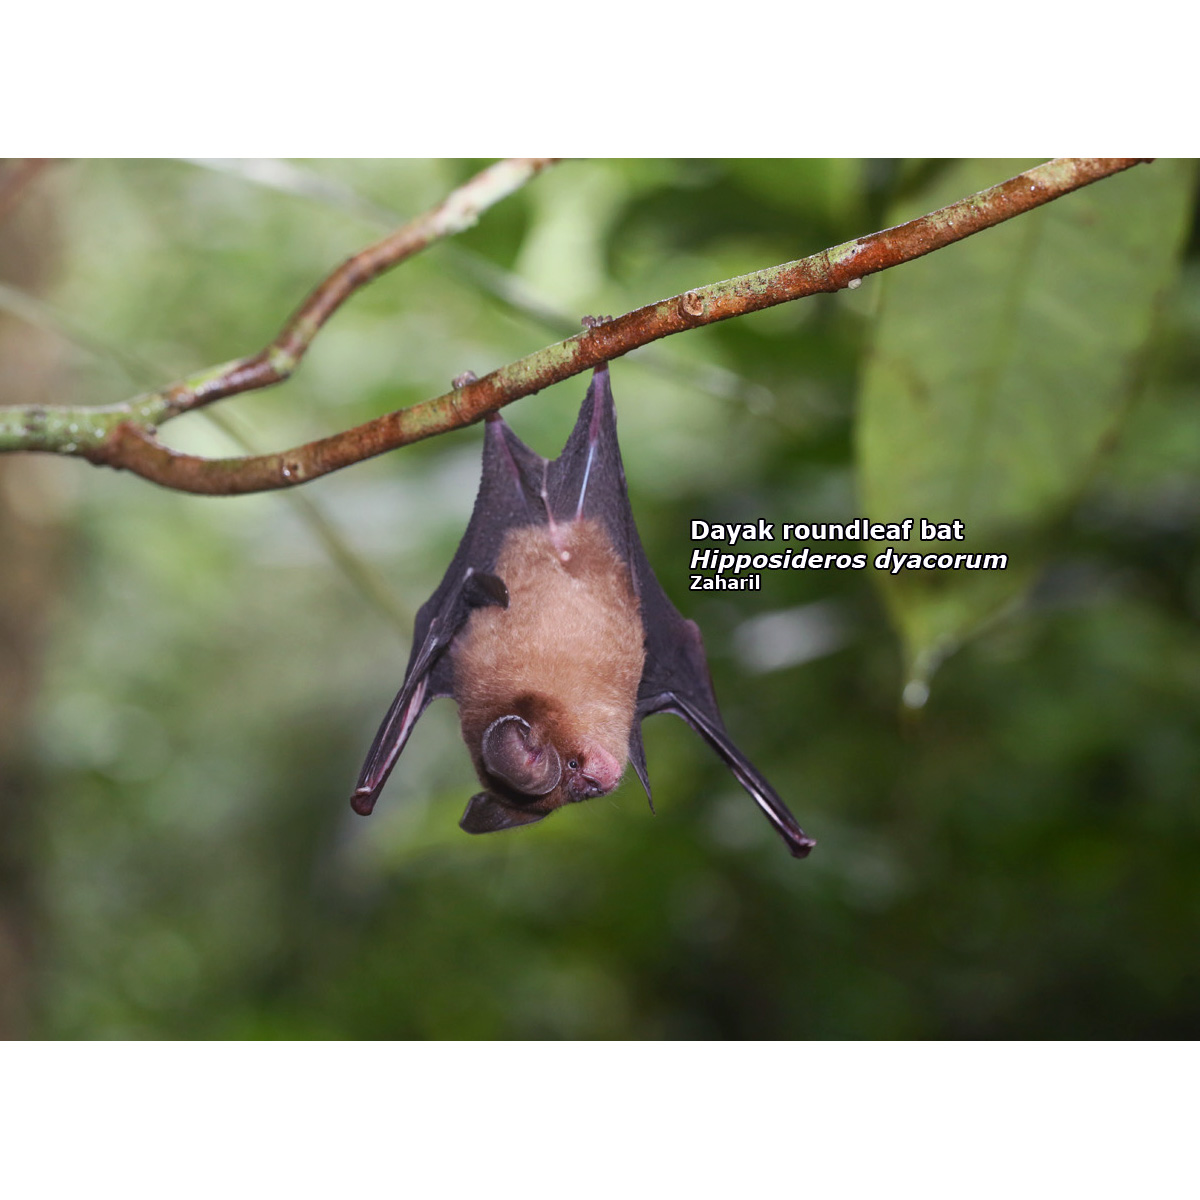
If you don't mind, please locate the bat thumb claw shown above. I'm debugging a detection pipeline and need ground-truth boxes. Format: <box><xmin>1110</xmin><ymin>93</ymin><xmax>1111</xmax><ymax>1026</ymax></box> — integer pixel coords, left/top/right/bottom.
<box><xmin>350</xmin><ymin>787</ymin><xmax>377</xmax><ymax>816</ymax></box>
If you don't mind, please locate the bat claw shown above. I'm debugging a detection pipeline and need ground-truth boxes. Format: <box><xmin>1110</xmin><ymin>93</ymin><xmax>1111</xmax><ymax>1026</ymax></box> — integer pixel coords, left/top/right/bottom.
<box><xmin>350</xmin><ymin>787</ymin><xmax>377</xmax><ymax>816</ymax></box>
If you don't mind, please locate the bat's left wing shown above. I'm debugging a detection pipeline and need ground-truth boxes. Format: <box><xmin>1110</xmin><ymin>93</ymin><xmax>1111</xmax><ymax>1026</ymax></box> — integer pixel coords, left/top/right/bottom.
<box><xmin>631</xmin><ymin>571</ymin><xmax>816</xmax><ymax>858</ymax></box>
<box><xmin>547</xmin><ymin>365</ymin><xmax>815</xmax><ymax>859</ymax></box>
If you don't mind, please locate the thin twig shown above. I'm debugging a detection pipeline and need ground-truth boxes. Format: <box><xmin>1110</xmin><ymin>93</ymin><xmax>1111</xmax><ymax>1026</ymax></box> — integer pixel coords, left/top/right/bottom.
<box><xmin>0</xmin><ymin>158</ymin><xmax>1152</xmax><ymax>494</ymax></box>
<box><xmin>203</xmin><ymin>408</ymin><xmax>412</xmax><ymax>633</ymax></box>
<box><xmin>192</xmin><ymin>157</ymin><xmax>770</xmax><ymax>407</ymax></box>
<box><xmin>0</xmin><ymin>274</ymin><xmax>412</xmax><ymax>633</ymax></box>
<box><xmin>157</xmin><ymin>157</ymin><xmax>562</xmax><ymax>418</ymax></box>
<box><xmin>0</xmin><ymin>157</ymin><xmax>560</xmax><ymax>451</ymax></box>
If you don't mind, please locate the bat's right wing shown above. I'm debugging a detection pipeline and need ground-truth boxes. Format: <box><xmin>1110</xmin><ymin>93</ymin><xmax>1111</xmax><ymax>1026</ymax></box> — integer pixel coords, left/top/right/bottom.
<box><xmin>630</xmin><ymin>552</ymin><xmax>816</xmax><ymax>859</ymax></box>
<box><xmin>351</xmin><ymin>414</ymin><xmax>548</xmax><ymax>816</ymax></box>
<box><xmin>538</xmin><ymin>365</ymin><xmax>814</xmax><ymax>857</ymax></box>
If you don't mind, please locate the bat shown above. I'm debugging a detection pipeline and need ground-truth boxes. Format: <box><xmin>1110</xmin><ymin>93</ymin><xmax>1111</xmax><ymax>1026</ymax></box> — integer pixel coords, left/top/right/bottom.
<box><xmin>351</xmin><ymin>364</ymin><xmax>815</xmax><ymax>859</ymax></box>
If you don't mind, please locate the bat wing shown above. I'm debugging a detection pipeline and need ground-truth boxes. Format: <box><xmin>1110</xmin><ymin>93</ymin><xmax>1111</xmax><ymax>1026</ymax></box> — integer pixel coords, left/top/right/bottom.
<box><xmin>631</xmin><ymin>567</ymin><xmax>816</xmax><ymax>858</ymax></box>
<box><xmin>351</xmin><ymin>412</ymin><xmax>550</xmax><ymax>816</ymax></box>
<box><xmin>547</xmin><ymin>366</ymin><xmax>815</xmax><ymax>859</ymax></box>
<box><xmin>354</xmin><ymin>362</ymin><xmax>814</xmax><ymax>859</ymax></box>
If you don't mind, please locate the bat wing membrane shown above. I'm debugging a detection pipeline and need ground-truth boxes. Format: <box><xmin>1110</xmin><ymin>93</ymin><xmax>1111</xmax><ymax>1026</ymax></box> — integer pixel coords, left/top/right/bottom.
<box><xmin>351</xmin><ymin>413</ymin><xmax>550</xmax><ymax>815</ymax></box>
<box><xmin>548</xmin><ymin>366</ymin><xmax>815</xmax><ymax>858</ymax></box>
<box><xmin>631</xmin><ymin>540</ymin><xmax>815</xmax><ymax>858</ymax></box>
<box><xmin>353</xmin><ymin>363</ymin><xmax>814</xmax><ymax>859</ymax></box>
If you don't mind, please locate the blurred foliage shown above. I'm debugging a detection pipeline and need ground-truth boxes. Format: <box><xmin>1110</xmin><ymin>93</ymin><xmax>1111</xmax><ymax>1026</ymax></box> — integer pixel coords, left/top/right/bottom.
<box><xmin>860</xmin><ymin>158</ymin><xmax>1196</xmax><ymax>690</ymax></box>
<box><xmin>5</xmin><ymin>159</ymin><xmax>1200</xmax><ymax>1039</ymax></box>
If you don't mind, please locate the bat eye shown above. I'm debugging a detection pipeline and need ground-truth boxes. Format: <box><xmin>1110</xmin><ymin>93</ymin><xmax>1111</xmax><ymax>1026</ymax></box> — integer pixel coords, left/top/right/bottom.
<box><xmin>568</xmin><ymin>759</ymin><xmax>580</xmax><ymax>770</ymax></box>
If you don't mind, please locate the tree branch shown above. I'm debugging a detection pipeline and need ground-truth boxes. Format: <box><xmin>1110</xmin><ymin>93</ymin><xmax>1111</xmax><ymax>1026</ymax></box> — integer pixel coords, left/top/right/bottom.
<box><xmin>0</xmin><ymin>158</ymin><xmax>559</xmax><ymax>450</ymax></box>
<box><xmin>1</xmin><ymin>158</ymin><xmax>1151</xmax><ymax>495</ymax></box>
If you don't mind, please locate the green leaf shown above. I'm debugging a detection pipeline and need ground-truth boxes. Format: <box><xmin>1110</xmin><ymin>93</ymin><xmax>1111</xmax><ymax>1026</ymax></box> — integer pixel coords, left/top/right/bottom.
<box><xmin>856</xmin><ymin>158</ymin><xmax>1197</xmax><ymax>701</ymax></box>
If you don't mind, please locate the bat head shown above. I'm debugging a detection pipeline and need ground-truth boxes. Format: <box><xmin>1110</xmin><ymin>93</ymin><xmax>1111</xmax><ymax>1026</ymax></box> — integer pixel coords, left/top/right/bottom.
<box><xmin>460</xmin><ymin>710</ymin><xmax>628</xmax><ymax>835</ymax></box>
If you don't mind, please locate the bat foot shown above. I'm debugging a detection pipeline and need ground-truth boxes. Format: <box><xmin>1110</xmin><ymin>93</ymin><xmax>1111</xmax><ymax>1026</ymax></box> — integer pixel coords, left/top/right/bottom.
<box><xmin>788</xmin><ymin>835</ymin><xmax>816</xmax><ymax>859</ymax></box>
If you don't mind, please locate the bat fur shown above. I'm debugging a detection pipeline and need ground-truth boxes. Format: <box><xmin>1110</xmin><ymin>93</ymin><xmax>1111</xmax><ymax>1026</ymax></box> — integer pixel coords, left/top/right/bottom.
<box><xmin>452</xmin><ymin>519</ymin><xmax>645</xmax><ymax>815</ymax></box>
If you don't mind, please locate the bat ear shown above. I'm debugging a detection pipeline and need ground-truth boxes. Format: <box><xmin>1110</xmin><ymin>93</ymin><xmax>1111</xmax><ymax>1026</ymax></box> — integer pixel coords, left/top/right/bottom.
<box><xmin>460</xmin><ymin>792</ymin><xmax>550</xmax><ymax>834</ymax></box>
<box><xmin>481</xmin><ymin>715</ymin><xmax>562</xmax><ymax>796</ymax></box>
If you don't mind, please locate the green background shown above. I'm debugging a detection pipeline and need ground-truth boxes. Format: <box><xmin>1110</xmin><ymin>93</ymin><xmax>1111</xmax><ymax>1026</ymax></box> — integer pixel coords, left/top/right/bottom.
<box><xmin>2</xmin><ymin>159</ymin><xmax>1198</xmax><ymax>1038</ymax></box>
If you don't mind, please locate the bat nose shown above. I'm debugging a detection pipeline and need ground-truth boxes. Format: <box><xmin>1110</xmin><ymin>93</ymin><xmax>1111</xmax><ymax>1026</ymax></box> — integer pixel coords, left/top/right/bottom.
<box><xmin>568</xmin><ymin>773</ymin><xmax>606</xmax><ymax>802</ymax></box>
<box><xmin>577</xmin><ymin>745</ymin><xmax>623</xmax><ymax>795</ymax></box>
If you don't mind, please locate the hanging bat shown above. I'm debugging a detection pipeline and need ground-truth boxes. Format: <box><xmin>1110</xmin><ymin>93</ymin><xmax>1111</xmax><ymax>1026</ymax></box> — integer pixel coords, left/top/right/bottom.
<box><xmin>351</xmin><ymin>364</ymin><xmax>815</xmax><ymax>859</ymax></box>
